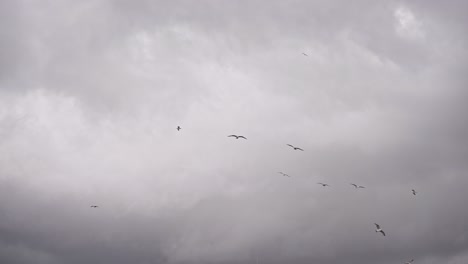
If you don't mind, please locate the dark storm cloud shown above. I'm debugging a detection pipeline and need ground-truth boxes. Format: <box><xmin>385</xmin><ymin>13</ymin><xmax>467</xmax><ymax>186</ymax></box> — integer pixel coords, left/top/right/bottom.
<box><xmin>1</xmin><ymin>1</ymin><xmax>468</xmax><ymax>264</ymax></box>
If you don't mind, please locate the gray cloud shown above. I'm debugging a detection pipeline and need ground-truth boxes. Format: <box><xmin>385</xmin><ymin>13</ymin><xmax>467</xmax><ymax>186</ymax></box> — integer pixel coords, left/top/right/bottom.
<box><xmin>1</xmin><ymin>0</ymin><xmax>467</xmax><ymax>263</ymax></box>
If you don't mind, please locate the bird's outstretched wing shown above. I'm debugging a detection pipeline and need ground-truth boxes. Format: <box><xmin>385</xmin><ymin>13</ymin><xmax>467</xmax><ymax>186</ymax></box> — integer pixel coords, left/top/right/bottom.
<box><xmin>380</xmin><ymin>230</ymin><xmax>386</xmax><ymax>236</ymax></box>
<box><xmin>287</xmin><ymin>144</ymin><xmax>294</xmax><ymax>148</ymax></box>
<box><xmin>238</xmin><ymin>136</ymin><xmax>247</xmax><ymax>139</ymax></box>
<box><xmin>375</xmin><ymin>223</ymin><xmax>380</xmax><ymax>229</ymax></box>
<box><xmin>358</xmin><ymin>186</ymin><xmax>365</xmax><ymax>188</ymax></box>
<box><xmin>351</xmin><ymin>183</ymin><xmax>358</xmax><ymax>188</ymax></box>
<box><xmin>295</xmin><ymin>147</ymin><xmax>304</xmax><ymax>151</ymax></box>
<box><xmin>228</xmin><ymin>135</ymin><xmax>237</xmax><ymax>138</ymax></box>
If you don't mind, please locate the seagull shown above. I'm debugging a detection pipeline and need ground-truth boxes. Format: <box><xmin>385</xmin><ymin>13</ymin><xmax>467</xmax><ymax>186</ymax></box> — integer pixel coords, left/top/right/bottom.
<box><xmin>287</xmin><ymin>144</ymin><xmax>304</xmax><ymax>151</ymax></box>
<box><xmin>351</xmin><ymin>183</ymin><xmax>365</xmax><ymax>189</ymax></box>
<box><xmin>90</xmin><ymin>205</ymin><xmax>99</xmax><ymax>208</ymax></box>
<box><xmin>374</xmin><ymin>223</ymin><xmax>386</xmax><ymax>236</ymax></box>
<box><xmin>177</xmin><ymin>126</ymin><xmax>181</xmax><ymax>131</ymax></box>
<box><xmin>228</xmin><ymin>135</ymin><xmax>247</xmax><ymax>140</ymax></box>
<box><xmin>278</xmin><ymin>172</ymin><xmax>291</xmax><ymax>177</ymax></box>
<box><xmin>302</xmin><ymin>52</ymin><xmax>308</xmax><ymax>56</ymax></box>
<box><xmin>412</xmin><ymin>189</ymin><xmax>417</xmax><ymax>195</ymax></box>
<box><xmin>404</xmin><ymin>259</ymin><xmax>414</xmax><ymax>264</ymax></box>
<box><xmin>317</xmin><ymin>183</ymin><xmax>330</xmax><ymax>187</ymax></box>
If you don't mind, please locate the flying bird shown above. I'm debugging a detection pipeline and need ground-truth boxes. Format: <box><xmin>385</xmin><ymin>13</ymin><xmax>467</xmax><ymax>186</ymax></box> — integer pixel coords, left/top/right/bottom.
<box><xmin>278</xmin><ymin>172</ymin><xmax>291</xmax><ymax>177</ymax></box>
<box><xmin>374</xmin><ymin>223</ymin><xmax>386</xmax><ymax>236</ymax></box>
<box><xmin>412</xmin><ymin>189</ymin><xmax>417</xmax><ymax>195</ymax></box>
<box><xmin>287</xmin><ymin>144</ymin><xmax>304</xmax><ymax>151</ymax></box>
<box><xmin>90</xmin><ymin>205</ymin><xmax>98</xmax><ymax>208</ymax></box>
<box><xmin>228</xmin><ymin>135</ymin><xmax>247</xmax><ymax>140</ymax></box>
<box><xmin>351</xmin><ymin>183</ymin><xmax>365</xmax><ymax>189</ymax></box>
<box><xmin>177</xmin><ymin>126</ymin><xmax>181</xmax><ymax>131</ymax></box>
<box><xmin>302</xmin><ymin>52</ymin><xmax>308</xmax><ymax>56</ymax></box>
<box><xmin>317</xmin><ymin>183</ymin><xmax>329</xmax><ymax>187</ymax></box>
<box><xmin>404</xmin><ymin>259</ymin><xmax>414</xmax><ymax>264</ymax></box>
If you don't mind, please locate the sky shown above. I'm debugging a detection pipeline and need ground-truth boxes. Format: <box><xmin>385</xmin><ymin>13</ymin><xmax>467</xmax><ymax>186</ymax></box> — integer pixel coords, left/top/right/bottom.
<box><xmin>0</xmin><ymin>0</ymin><xmax>468</xmax><ymax>263</ymax></box>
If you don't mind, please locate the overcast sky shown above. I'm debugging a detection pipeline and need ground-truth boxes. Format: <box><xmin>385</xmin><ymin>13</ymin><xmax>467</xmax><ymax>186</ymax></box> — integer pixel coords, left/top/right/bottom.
<box><xmin>1</xmin><ymin>1</ymin><xmax>468</xmax><ymax>263</ymax></box>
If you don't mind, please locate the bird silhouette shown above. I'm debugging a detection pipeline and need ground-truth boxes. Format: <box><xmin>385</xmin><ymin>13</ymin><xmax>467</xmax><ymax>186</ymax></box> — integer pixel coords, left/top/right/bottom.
<box><xmin>412</xmin><ymin>189</ymin><xmax>417</xmax><ymax>195</ymax></box>
<box><xmin>228</xmin><ymin>135</ymin><xmax>247</xmax><ymax>139</ymax></box>
<box><xmin>177</xmin><ymin>126</ymin><xmax>181</xmax><ymax>131</ymax></box>
<box><xmin>278</xmin><ymin>172</ymin><xmax>291</xmax><ymax>177</ymax></box>
<box><xmin>404</xmin><ymin>259</ymin><xmax>414</xmax><ymax>264</ymax></box>
<box><xmin>287</xmin><ymin>144</ymin><xmax>304</xmax><ymax>151</ymax></box>
<box><xmin>90</xmin><ymin>205</ymin><xmax>98</xmax><ymax>208</ymax></box>
<box><xmin>351</xmin><ymin>183</ymin><xmax>365</xmax><ymax>189</ymax></box>
<box><xmin>374</xmin><ymin>223</ymin><xmax>386</xmax><ymax>236</ymax></box>
<box><xmin>302</xmin><ymin>52</ymin><xmax>308</xmax><ymax>56</ymax></box>
<box><xmin>317</xmin><ymin>183</ymin><xmax>329</xmax><ymax>187</ymax></box>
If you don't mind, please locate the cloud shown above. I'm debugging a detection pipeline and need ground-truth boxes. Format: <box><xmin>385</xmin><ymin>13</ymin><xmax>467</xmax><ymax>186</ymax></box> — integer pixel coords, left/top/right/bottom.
<box><xmin>1</xmin><ymin>0</ymin><xmax>467</xmax><ymax>263</ymax></box>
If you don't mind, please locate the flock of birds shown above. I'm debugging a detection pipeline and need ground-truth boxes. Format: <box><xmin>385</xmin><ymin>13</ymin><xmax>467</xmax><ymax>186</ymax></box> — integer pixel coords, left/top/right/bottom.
<box><xmin>88</xmin><ymin>112</ymin><xmax>419</xmax><ymax>263</ymax></box>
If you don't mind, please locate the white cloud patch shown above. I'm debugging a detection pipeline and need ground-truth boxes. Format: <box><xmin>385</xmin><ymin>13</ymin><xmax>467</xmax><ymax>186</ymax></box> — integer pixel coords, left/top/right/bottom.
<box><xmin>394</xmin><ymin>5</ymin><xmax>425</xmax><ymax>39</ymax></box>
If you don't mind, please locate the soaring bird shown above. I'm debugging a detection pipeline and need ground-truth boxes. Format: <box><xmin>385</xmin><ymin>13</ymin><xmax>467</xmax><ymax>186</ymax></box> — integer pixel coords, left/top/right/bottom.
<box><xmin>412</xmin><ymin>189</ymin><xmax>417</xmax><ymax>195</ymax></box>
<box><xmin>404</xmin><ymin>259</ymin><xmax>414</xmax><ymax>264</ymax></box>
<box><xmin>90</xmin><ymin>205</ymin><xmax>98</xmax><ymax>208</ymax></box>
<box><xmin>317</xmin><ymin>183</ymin><xmax>329</xmax><ymax>187</ymax></box>
<box><xmin>302</xmin><ymin>52</ymin><xmax>308</xmax><ymax>56</ymax></box>
<box><xmin>374</xmin><ymin>223</ymin><xmax>386</xmax><ymax>236</ymax></box>
<box><xmin>228</xmin><ymin>135</ymin><xmax>247</xmax><ymax>140</ymax></box>
<box><xmin>177</xmin><ymin>126</ymin><xmax>181</xmax><ymax>131</ymax></box>
<box><xmin>287</xmin><ymin>144</ymin><xmax>304</xmax><ymax>151</ymax></box>
<box><xmin>278</xmin><ymin>172</ymin><xmax>291</xmax><ymax>177</ymax></box>
<box><xmin>351</xmin><ymin>183</ymin><xmax>365</xmax><ymax>189</ymax></box>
